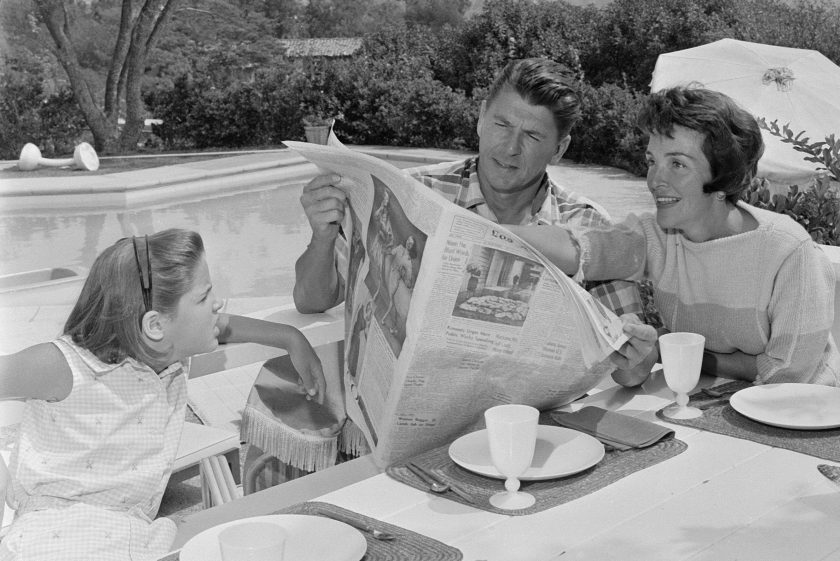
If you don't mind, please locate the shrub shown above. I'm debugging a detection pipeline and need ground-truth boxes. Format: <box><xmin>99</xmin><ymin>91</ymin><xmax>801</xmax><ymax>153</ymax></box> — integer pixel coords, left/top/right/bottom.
<box><xmin>741</xmin><ymin>119</ymin><xmax>840</xmax><ymax>245</ymax></box>
<box><xmin>0</xmin><ymin>60</ymin><xmax>43</xmax><ymax>159</ymax></box>
<box><xmin>430</xmin><ymin>0</ymin><xmax>599</xmax><ymax>96</ymax></box>
<box><xmin>38</xmin><ymin>87</ymin><xmax>89</xmax><ymax>155</ymax></box>
<box><xmin>742</xmin><ymin>178</ymin><xmax>839</xmax><ymax>245</ymax></box>
<box><xmin>331</xmin><ymin>55</ymin><xmax>477</xmax><ymax>149</ymax></box>
<box><xmin>585</xmin><ymin>0</ymin><xmax>739</xmax><ymax>90</ymax></box>
<box><xmin>757</xmin><ymin>118</ymin><xmax>839</xmax><ymax>182</ymax></box>
<box><xmin>731</xmin><ymin>0</ymin><xmax>840</xmax><ymax>65</ymax></box>
<box><xmin>565</xmin><ymin>82</ymin><xmax>648</xmax><ymax>176</ymax></box>
<box><xmin>0</xmin><ymin>57</ymin><xmax>88</xmax><ymax>159</ymax></box>
<box><xmin>143</xmin><ymin>76</ymin><xmax>202</xmax><ymax>150</ymax></box>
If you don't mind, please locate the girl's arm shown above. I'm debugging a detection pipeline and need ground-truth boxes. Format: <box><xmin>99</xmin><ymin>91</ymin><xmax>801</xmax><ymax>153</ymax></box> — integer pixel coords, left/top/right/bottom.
<box><xmin>216</xmin><ymin>314</ymin><xmax>326</xmax><ymax>404</ymax></box>
<box><xmin>0</xmin><ymin>343</ymin><xmax>72</xmax><ymax>402</ymax></box>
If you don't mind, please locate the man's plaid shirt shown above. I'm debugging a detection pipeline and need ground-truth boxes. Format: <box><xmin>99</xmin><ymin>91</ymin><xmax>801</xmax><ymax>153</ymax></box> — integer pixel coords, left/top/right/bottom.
<box><xmin>406</xmin><ymin>157</ymin><xmax>643</xmax><ymax>318</ymax></box>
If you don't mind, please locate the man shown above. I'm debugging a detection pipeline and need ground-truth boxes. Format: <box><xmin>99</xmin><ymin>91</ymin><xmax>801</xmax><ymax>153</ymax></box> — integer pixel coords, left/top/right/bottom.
<box><xmin>294</xmin><ymin>57</ymin><xmax>655</xmax><ymax>378</ymax></box>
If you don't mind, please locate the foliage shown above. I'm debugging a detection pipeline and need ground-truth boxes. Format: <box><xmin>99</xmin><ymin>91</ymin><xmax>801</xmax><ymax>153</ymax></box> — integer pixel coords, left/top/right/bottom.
<box><xmin>742</xmin><ymin>178</ymin><xmax>839</xmax><ymax>245</ymax></box>
<box><xmin>37</xmin><ymin>87</ymin><xmax>90</xmax><ymax>155</ymax></box>
<box><xmin>757</xmin><ymin>118</ymin><xmax>840</xmax><ymax>182</ymax></box>
<box><xmin>144</xmin><ymin>75</ymin><xmax>275</xmax><ymax>149</ymax></box>
<box><xmin>405</xmin><ymin>0</ymin><xmax>470</xmax><ymax>30</ymax></box>
<box><xmin>565</xmin><ymin>81</ymin><xmax>648</xmax><ymax>176</ymax></box>
<box><xmin>296</xmin><ymin>0</ymin><xmax>405</xmax><ymax>38</ymax></box>
<box><xmin>294</xmin><ymin>62</ymin><xmax>346</xmax><ymax>127</ymax></box>
<box><xmin>430</xmin><ymin>0</ymin><xmax>599</xmax><ymax>96</ymax></box>
<box><xmin>731</xmin><ymin>0</ymin><xmax>840</xmax><ymax>65</ymax></box>
<box><xmin>586</xmin><ymin>0</ymin><xmax>738</xmax><ymax>90</ymax></box>
<box><xmin>0</xmin><ymin>56</ymin><xmax>87</xmax><ymax>159</ymax></box>
<box><xmin>0</xmin><ymin>57</ymin><xmax>44</xmax><ymax>159</ymax></box>
<box><xmin>142</xmin><ymin>76</ymin><xmax>200</xmax><ymax>149</ymax></box>
<box><xmin>742</xmin><ymin>119</ymin><xmax>840</xmax><ymax>245</ymax></box>
<box><xmin>7</xmin><ymin>0</ymin><xmax>840</xmax><ymax>167</ymax></box>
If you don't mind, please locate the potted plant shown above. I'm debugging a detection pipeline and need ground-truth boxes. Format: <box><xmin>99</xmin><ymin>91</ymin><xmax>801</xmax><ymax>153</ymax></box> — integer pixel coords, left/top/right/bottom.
<box><xmin>300</xmin><ymin>96</ymin><xmax>342</xmax><ymax>145</ymax></box>
<box><xmin>302</xmin><ymin>114</ymin><xmax>334</xmax><ymax>145</ymax></box>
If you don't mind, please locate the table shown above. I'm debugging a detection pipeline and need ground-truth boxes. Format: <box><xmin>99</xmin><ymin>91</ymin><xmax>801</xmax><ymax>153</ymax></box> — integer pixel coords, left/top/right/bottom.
<box><xmin>172</xmin><ymin>370</ymin><xmax>840</xmax><ymax>560</ymax></box>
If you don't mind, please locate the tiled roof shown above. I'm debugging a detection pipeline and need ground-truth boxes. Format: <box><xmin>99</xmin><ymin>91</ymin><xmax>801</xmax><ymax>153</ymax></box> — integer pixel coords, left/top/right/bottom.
<box><xmin>277</xmin><ymin>38</ymin><xmax>363</xmax><ymax>58</ymax></box>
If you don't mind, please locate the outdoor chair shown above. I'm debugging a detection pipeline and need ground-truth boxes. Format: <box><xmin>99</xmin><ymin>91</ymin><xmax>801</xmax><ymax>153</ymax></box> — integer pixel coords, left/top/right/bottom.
<box><xmin>240</xmin><ymin>342</ymin><xmax>351</xmax><ymax>494</ymax></box>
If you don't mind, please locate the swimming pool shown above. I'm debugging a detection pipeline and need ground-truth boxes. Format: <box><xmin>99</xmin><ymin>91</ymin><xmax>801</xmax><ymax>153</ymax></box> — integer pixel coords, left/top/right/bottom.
<box><xmin>0</xmin><ymin>180</ymin><xmax>314</xmax><ymax>304</ymax></box>
<box><xmin>0</xmin><ymin>152</ymin><xmax>654</xmax><ymax>309</ymax></box>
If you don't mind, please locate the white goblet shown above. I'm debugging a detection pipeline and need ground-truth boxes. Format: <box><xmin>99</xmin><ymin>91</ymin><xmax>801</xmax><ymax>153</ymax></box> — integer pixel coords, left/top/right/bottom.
<box><xmin>484</xmin><ymin>404</ymin><xmax>539</xmax><ymax>510</ymax></box>
<box><xmin>659</xmin><ymin>332</ymin><xmax>706</xmax><ymax>419</ymax></box>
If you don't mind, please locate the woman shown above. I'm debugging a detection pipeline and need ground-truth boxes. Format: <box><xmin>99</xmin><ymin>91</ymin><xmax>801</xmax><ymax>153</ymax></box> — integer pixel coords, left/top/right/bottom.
<box><xmin>510</xmin><ymin>86</ymin><xmax>839</xmax><ymax>387</ymax></box>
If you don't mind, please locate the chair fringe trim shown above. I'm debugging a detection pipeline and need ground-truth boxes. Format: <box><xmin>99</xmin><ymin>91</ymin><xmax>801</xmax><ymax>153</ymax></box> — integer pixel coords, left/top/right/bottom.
<box><xmin>338</xmin><ymin>420</ymin><xmax>370</xmax><ymax>457</ymax></box>
<box><xmin>240</xmin><ymin>404</ymin><xmax>338</xmax><ymax>472</ymax></box>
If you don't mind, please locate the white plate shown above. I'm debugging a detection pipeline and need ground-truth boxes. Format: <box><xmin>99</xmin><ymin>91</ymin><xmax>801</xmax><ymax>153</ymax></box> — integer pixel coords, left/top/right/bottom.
<box><xmin>448</xmin><ymin>425</ymin><xmax>605</xmax><ymax>481</ymax></box>
<box><xmin>730</xmin><ymin>383</ymin><xmax>840</xmax><ymax>430</ymax></box>
<box><xmin>179</xmin><ymin>514</ymin><xmax>367</xmax><ymax>561</ymax></box>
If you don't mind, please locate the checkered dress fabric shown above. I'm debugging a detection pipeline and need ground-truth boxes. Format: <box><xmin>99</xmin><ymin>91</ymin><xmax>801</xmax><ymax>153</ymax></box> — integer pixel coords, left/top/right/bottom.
<box><xmin>0</xmin><ymin>335</ymin><xmax>187</xmax><ymax>561</ymax></box>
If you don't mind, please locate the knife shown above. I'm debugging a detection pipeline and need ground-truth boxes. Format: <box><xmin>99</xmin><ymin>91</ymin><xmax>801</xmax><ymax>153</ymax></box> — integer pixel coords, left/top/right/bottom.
<box><xmin>818</xmin><ymin>464</ymin><xmax>840</xmax><ymax>489</ymax></box>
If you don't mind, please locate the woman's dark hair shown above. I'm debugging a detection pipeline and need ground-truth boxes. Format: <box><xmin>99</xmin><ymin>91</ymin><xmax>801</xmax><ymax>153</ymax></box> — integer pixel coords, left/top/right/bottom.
<box><xmin>637</xmin><ymin>86</ymin><xmax>764</xmax><ymax>203</ymax></box>
<box><xmin>64</xmin><ymin>228</ymin><xmax>205</xmax><ymax>365</ymax></box>
<box><xmin>487</xmin><ymin>58</ymin><xmax>582</xmax><ymax>139</ymax></box>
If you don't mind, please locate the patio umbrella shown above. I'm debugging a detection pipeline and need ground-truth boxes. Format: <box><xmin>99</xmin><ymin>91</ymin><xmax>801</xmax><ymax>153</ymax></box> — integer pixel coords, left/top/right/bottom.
<box><xmin>650</xmin><ymin>38</ymin><xmax>840</xmax><ymax>186</ymax></box>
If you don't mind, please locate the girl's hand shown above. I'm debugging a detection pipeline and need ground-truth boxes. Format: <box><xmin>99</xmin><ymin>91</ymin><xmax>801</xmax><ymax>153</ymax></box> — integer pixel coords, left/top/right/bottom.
<box><xmin>287</xmin><ymin>330</ymin><xmax>326</xmax><ymax>404</ymax></box>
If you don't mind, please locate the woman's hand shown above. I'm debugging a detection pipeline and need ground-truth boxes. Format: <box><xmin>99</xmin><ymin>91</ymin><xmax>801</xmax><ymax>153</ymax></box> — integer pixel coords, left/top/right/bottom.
<box><xmin>610</xmin><ymin>314</ymin><xmax>658</xmax><ymax>372</ymax></box>
<box><xmin>286</xmin><ymin>330</ymin><xmax>326</xmax><ymax>404</ymax></box>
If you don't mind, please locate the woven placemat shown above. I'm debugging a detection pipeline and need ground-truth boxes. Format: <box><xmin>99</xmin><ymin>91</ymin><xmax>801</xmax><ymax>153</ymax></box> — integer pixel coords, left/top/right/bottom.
<box><xmin>161</xmin><ymin>501</ymin><xmax>462</xmax><ymax>561</ymax></box>
<box><xmin>386</xmin><ymin>418</ymin><xmax>687</xmax><ymax>516</ymax></box>
<box><xmin>656</xmin><ymin>380</ymin><xmax>840</xmax><ymax>462</ymax></box>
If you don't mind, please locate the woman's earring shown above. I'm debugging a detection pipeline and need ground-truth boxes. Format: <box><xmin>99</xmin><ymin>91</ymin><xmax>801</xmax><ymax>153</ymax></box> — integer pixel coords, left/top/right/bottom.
<box><xmin>716</xmin><ymin>192</ymin><xmax>726</xmax><ymax>201</ymax></box>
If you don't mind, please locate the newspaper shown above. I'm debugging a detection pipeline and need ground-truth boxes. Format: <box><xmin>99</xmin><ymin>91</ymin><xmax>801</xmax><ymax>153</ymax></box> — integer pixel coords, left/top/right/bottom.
<box><xmin>286</xmin><ymin>136</ymin><xmax>629</xmax><ymax>468</ymax></box>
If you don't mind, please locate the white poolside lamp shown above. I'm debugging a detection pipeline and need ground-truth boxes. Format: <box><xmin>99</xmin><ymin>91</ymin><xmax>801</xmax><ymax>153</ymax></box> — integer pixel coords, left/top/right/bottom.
<box><xmin>73</xmin><ymin>142</ymin><xmax>99</xmax><ymax>171</ymax></box>
<box><xmin>17</xmin><ymin>142</ymin><xmax>99</xmax><ymax>171</ymax></box>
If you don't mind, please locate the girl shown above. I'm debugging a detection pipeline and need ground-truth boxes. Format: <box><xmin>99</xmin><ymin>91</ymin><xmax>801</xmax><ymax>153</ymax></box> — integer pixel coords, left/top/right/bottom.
<box><xmin>0</xmin><ymin>229</ymin><xmax>325</xmax><ymax>560</ymax></box>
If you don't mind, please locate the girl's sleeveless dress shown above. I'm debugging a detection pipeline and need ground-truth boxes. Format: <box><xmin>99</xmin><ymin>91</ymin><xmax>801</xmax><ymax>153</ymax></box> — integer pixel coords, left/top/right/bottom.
<box><xmin>0</xmin><ymin>335</ymin><xmax>187</xmax><ymax>561</ymax></box>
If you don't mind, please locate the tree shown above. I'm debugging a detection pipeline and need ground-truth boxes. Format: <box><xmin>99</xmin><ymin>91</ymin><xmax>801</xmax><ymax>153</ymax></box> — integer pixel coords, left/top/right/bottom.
<box><xmin>299</xmin><ymin>0</ymin><xmax>404</xmax><ymax>37</ymax></box>
<box><xmin>405</xmin><ymin>0</ymin><xmax>469</xmax><ymax>30</ymax></box>
<box><xmin>33</xmin><ymin>0</ymin><xmax>182</xmax><ymax>153</ymax></box>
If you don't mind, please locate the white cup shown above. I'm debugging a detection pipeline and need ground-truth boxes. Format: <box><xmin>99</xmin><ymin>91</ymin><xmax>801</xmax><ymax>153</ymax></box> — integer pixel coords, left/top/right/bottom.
<box><xmin>659</xmin><ymin>332</ymin><xmax>706</xmax><ymax>393</ymax></box>
<box><xmin>659</xmin><ymin>332</ymin><xmax>706</xmax><ymax>419</ymax></box>
<box><xmin>218</xmin><ymin>521</ymin><xmax>286</xmax><ymax>561</ymax></box>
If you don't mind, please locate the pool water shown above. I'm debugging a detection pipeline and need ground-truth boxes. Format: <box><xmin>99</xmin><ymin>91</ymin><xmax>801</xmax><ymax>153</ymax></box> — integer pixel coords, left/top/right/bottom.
<box><xmin>0</xmin><ymin>183</ymin><xmax>311</xmax><ymax>303</ymax></box>
<box><xmin>0</xmin><ymin>156</ymin><xmax>654</xmax><ymax>309</ymax></box>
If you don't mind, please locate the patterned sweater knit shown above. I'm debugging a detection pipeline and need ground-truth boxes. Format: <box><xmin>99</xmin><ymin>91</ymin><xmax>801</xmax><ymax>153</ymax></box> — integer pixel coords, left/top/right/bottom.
<box><xmin>574</xmin><ymin>202</ymin><xmax>839</xmax><ymax>386</ymax></box>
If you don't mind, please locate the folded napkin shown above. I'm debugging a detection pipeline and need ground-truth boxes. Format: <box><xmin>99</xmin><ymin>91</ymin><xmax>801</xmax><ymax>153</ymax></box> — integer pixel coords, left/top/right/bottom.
<box><xmin>551</xmin><ymin>406</ymin><xmax>674</xmax><ymax>451</ymax></box>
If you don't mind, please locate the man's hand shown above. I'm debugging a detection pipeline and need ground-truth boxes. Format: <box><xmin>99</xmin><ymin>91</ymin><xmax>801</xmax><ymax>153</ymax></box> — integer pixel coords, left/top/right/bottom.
<box><xmin>300</xmin><ymin>174</ymin><xmax>347</xmax><ymax>243</ymax></box>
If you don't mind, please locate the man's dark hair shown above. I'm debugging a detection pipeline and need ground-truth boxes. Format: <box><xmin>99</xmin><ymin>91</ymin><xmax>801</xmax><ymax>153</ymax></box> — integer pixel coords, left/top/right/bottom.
<box><xmin>487</xmin><ymin>58</ymin><xmax>582</xmax><ymax>138</ymax></box>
